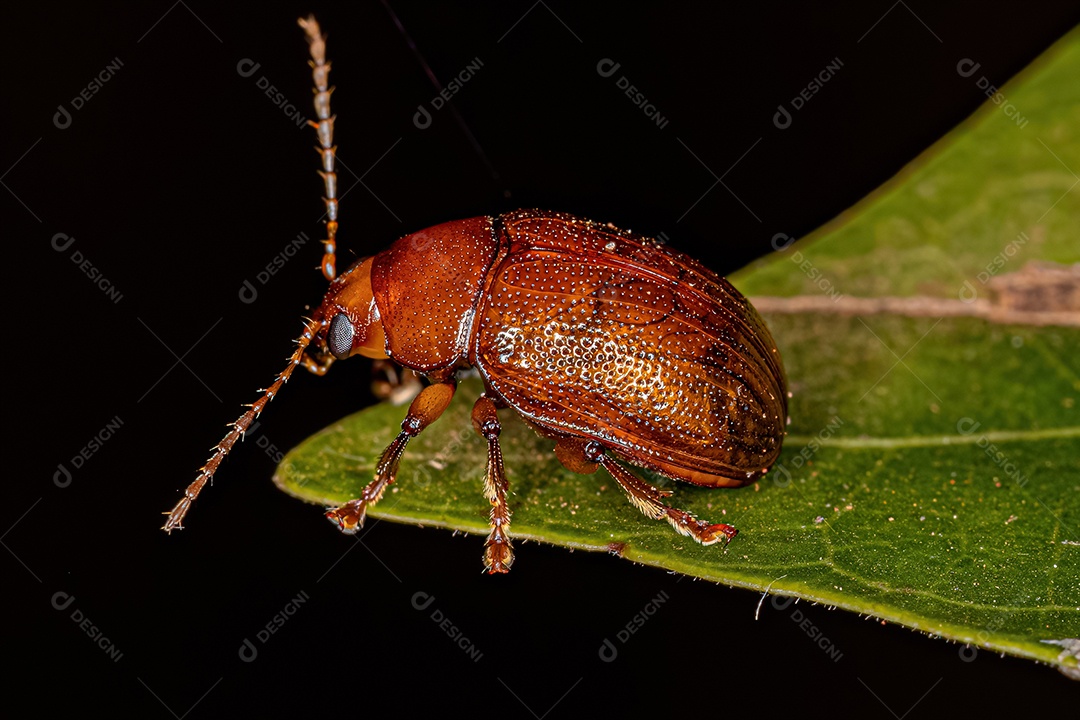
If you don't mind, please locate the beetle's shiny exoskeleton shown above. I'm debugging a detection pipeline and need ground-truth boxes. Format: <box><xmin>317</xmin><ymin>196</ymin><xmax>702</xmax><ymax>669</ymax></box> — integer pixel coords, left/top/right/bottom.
<box><xmin>163</xmin><ymin>17</ymin><xmax>787</xmax><ymax>573</ymax></box>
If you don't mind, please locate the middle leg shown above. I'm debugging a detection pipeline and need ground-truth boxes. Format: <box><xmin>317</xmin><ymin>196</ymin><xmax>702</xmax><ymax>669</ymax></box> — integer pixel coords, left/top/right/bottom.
<box><xmin>472</xmin><ymin>394</ymin><xmax>513</xmax><ymax>573</ymax></box>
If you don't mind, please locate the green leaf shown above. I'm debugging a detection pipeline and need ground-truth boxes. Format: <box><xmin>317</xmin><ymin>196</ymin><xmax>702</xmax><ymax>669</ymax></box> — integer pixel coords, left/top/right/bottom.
<box><xmin>276</xmin><ymin>29</ymin><xmax>1080</xmax><ymax>676</ymax></box>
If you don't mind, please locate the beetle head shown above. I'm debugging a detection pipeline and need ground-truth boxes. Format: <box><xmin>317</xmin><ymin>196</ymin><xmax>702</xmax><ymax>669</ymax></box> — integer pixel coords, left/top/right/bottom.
<box><xmin>161</xmin><ymin>256</ymin><xmax>390</xmax><ymax>533</ymax></box>
<box><xmin>314</xmin><ymin>256</ymin><xmax>389</xmax><ymax>361</ymax></box>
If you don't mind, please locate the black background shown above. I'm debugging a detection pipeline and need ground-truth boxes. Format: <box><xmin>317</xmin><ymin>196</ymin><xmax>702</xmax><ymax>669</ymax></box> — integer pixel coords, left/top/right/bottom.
<box><xmin>6</xmin><ymin>2</ymin><xmax>1079</xmax><ymax>717</ymax></box>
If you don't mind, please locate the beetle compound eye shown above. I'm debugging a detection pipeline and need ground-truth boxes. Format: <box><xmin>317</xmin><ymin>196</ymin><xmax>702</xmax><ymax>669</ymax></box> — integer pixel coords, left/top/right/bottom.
<box><xmin>328</xmin><ymin>313</ymin><xmax>355</xmax><ymax>359</ymax></box>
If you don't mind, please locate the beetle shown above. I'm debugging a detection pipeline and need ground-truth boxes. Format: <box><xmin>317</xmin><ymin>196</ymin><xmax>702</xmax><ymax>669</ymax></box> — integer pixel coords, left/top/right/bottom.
<box><xmin>163</xmin><ymin>17</ymin><xmax>788</xmax><ymax>573</ymax></box>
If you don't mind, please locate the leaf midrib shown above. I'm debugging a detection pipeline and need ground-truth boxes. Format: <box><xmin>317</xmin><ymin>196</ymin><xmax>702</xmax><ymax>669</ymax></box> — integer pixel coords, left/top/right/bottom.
<box><xmin>784</xmin><ymin>426</ymin><xmax>1080</xmax><ymax>448</ymax></box>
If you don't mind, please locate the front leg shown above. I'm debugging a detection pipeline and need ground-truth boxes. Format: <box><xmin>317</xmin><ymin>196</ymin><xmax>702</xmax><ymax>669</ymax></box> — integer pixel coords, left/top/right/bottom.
<box><xmin>326</xmin><ymin>378</ymin><xmax>456</xmax><ymax>533</ymax></box>
<box><xmin>472</xmin><ymin>394</ymin><xmax>513</xmax><ymax>573</ymax></box>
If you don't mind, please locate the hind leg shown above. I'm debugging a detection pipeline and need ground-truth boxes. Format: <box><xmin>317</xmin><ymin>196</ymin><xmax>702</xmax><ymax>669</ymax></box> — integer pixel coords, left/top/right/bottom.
<box><xmin>556</xmin><ymin>438</ymin><xmax>737</xmax><ymax>545</ymax></box>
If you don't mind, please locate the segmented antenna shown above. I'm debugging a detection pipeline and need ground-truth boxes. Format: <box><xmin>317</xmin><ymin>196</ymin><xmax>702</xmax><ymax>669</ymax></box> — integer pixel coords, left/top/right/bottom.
<box><xmin>163</xmin><ymin>18</ymin><xmax>341</xmax><ymax>532</ymax></box>
<box><xmin>298</xmin><ymin>15</ymin><xmax>339</xmax><ymax>281</ymax></box>
<box><xmin>162</xmin><ymin>316</ymin><xmax>325</xmax><ymax>532</ymax></box>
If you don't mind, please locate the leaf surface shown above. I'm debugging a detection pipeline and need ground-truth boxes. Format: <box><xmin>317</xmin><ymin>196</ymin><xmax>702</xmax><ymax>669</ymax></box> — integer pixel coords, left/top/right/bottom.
<box><xmin>276</xmin><ymin>29</ymin><xmax>1080</xmax><ymax>675</ymax></box>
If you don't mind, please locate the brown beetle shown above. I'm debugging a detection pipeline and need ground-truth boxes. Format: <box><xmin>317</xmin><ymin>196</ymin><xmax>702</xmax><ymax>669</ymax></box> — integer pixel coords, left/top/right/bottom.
<box><xmin>163</xmin><ymin>17</ymin><xmax>787</xmax><ymax>573</ymax></box>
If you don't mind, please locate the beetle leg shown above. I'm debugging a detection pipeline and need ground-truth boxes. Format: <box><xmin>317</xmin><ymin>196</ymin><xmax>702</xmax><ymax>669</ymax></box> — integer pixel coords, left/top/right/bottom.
<box><xmin>553</xmin><ymin>436</ymin><xmax>600</xmax><ymax>475</ymax></box>
<box><xmin>300</xmin><ymin>351</ymin><xmax>335</xmax><ymax>376</ymax></box>
<box><xmin>371</xmin><ymin>360</ymin><xmax>424</xmax><ymax>405</ymax></box>
<box><xmin>584</xmin><ymin>442</ymin><xmax>738</xmax><ymax>546</ymax></box>
<box><xmin>325</xmin><ymin>380</ymin><xmax>457</xmax><ymax>534</ymax></box>
<box><xmin>472</xmin><ymin>395</ymin><xmax>513</xmax><ymax>574</ymax></box>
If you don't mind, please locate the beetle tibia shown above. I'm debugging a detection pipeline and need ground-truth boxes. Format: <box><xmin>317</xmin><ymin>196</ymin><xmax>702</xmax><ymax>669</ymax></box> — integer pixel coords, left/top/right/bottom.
<box><xmin>474</xmin><ymin>395</ymin><xmax>514</xmax><ymax>573</ymax></box>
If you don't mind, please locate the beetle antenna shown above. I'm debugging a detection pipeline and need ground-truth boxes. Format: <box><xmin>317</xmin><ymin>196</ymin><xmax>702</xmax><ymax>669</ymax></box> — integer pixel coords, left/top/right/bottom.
<box><xmin>162</xmin><ymin>315</ymin><xmax>325</xmax><ymax>532</ymax></box>
<box><xmin>298</xmin><ymin>15</ymin><xmax>339</xmax><ymax>282</ymax></box>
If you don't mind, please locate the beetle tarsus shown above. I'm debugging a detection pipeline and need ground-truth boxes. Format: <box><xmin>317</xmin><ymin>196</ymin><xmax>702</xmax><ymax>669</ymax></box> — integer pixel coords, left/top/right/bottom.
<box><xmin>325</xmin><ymin>433</ymin><xmax>408</xmax><ymax>535</ymax></box>
<box><xmin>664</xmin><ymin>509</ymin><xmax>738</xmax><ymax>546</ymax></box>
<box><xmin>485</xmin><ymin>535</ymin><xmax>513</xmax><ymax>574</ymax></box>
<box><xmin>325</xmin><ymin>501</ymin><xmax>366</xmax><ymax>534</ymax></box>
<box><xmin>162</xmin><ymin>504</ymin><xmax>188</xmax><ymax>533</ymax></box>
<box><xmin>706</xmin><ymin>522</ymin><xmax>739</xmax><ymax>544</ymax></box>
